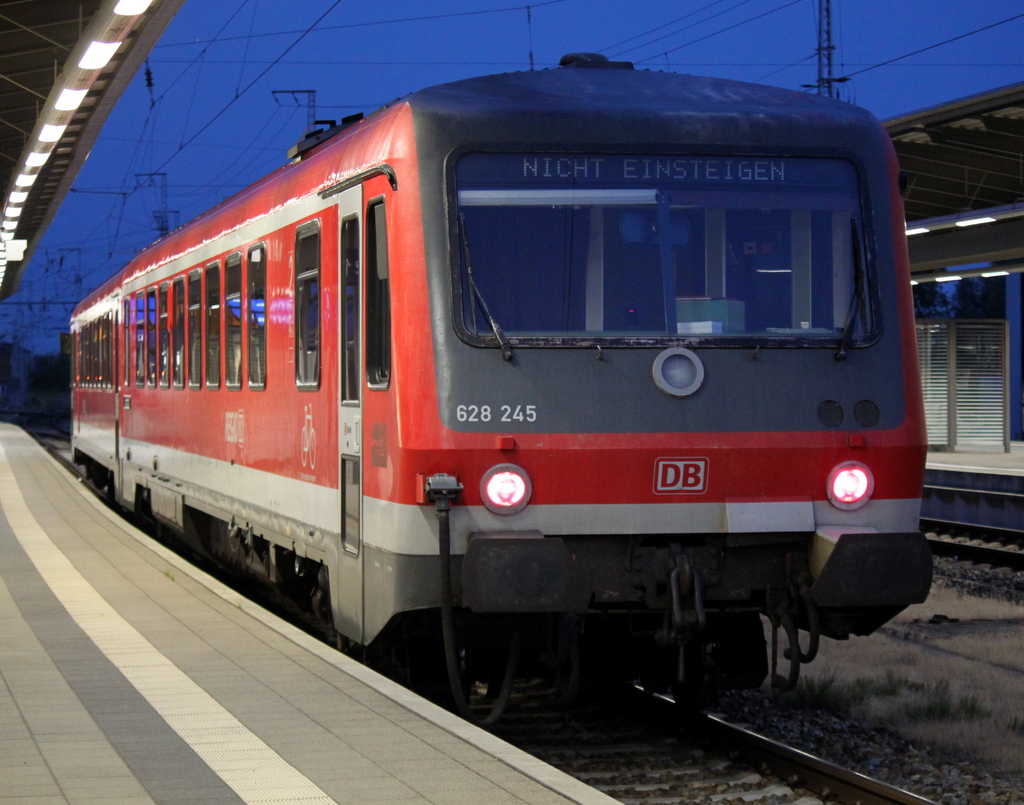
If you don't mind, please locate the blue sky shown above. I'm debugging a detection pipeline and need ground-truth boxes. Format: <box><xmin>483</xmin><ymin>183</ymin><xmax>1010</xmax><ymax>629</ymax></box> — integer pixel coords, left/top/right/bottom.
<box><xmin>8</xmin><ymin>0</ymin><xmax>1024</xmax><ymax>351</ymax></box>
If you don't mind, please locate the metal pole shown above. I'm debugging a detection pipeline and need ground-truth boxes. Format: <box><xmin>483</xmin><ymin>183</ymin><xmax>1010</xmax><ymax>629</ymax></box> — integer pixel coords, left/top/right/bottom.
<box><xmin>816</xmin><ymin>0</ymin><xmax>835</xmax><ymax>97</ymax></box>
<box><xmin>1007</xmin><ymin>272</ymin><xmax>1021</xmax><ymax>441</ymax></box>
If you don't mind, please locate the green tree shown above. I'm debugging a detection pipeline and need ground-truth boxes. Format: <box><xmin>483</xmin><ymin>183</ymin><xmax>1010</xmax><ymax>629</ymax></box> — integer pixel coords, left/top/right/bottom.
<box><xmin>913</xmin><ymin>282</ymin><xmax>953</xmax><ymax>318</ymax></box>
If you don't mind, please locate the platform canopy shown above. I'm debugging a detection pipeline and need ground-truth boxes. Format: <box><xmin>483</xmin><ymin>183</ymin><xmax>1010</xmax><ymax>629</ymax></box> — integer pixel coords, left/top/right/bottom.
<box><xmin>887</xmin><ymin>82</ymin><xmax>1024</xmax><ymax>278</ymax></box>
<box><xmin>0</xmin><ymin>0</ymin><xmax>185</xmax><ymax>301</ymax></box>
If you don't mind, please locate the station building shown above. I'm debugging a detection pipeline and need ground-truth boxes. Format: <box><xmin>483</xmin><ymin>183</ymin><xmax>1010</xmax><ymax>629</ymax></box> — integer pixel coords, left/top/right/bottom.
<box><xmin>888</xmin><ymin>83</ymin><xmax>1024</xmax><ymax>451</ymax></box>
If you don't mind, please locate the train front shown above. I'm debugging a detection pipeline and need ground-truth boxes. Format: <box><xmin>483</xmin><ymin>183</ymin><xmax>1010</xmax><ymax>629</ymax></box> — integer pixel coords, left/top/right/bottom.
<box><xmin>407</xmin><ymin>59</ymin><xmax>930</xmax><ymax>707</ymax></box>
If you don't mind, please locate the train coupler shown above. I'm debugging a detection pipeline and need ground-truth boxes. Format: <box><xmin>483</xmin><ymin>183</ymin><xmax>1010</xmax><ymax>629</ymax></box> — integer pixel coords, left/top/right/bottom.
<box><xmin>656</xmin><ymin>548</ymin><xmax>706</xmax><ymax>656</ymax></box>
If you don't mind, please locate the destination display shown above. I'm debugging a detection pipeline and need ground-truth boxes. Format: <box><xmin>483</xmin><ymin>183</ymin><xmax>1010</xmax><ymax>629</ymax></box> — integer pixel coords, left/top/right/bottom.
<box><xmin>456</xmin><ymin>153</ymin><xmax>855</xmax><ymax>192</ymax></box>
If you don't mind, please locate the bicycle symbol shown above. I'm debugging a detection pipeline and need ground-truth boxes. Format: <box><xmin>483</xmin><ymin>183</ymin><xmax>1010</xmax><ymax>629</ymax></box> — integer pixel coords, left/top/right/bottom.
<box><xmin>301</xmin><ymin>404</ymin><xmax>317</xmax><ymax>469</ymax></box>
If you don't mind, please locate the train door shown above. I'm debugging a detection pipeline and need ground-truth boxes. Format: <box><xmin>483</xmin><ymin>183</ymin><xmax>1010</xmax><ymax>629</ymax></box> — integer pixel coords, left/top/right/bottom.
<box><xmin>116</xmin><ymin>295</ymin><xmax>133</xmax><ymax>507</ymax></box>
<box><xmin>334</xmin><ymin>185</ymin><xmax>364</xmax><ymax>643</ymax></box>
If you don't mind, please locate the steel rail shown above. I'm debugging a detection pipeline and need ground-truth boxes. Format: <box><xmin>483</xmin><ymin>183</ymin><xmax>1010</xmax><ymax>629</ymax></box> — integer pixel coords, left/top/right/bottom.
<box><xmin>926</xmin><ymin>532</ymin><xmax>1024</xmax><ymax>572</ymax></box>
<box><xmin>698</xmin><ymin>712</ymin><xmax>939</xmax><ymax>805</ymax></box>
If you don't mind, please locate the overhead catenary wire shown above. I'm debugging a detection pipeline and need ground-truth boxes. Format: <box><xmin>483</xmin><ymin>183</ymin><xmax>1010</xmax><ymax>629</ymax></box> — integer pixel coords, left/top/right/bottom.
<box><xmin>152</xmin><ymin>0</ymin><xmax>571</xmax><ymax>50</ymax></box>
<box><xmin>607</xmin><ymin>0</ymin><xmax>761</xmax><ymax>59</ymax></box>
<box><xmin>632</xmin><ymin>0</ymin><xmax>806</xmax><ymax>65</ymax></box>
<box><xmin>597</xmin><ymin>0</ymin><xmax>736</xmax><ymax>54</ymax></box>
<box><xmin>843</xmin><ymin>9</ymin><xmax>1024</xmax><ymax>79</ymax></box>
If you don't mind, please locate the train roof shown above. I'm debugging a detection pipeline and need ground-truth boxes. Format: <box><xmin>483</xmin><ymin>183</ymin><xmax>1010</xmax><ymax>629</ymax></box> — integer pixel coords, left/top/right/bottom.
<box><xmin>411</xmin><ymin>61</ymin><xmax>854</xmax><ymax>117</ymax></box>
<box><xmin>403</xmin><ymin>56</ymin><xmax>881</xmax><ymax>152</ymax></box>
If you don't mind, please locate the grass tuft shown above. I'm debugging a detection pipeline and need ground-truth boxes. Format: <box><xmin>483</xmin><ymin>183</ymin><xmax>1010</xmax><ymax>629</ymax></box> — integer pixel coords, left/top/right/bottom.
<box><xmin>782</xmin><ymin>671</ymin><xmax>988</xmax><ymax>723</ymax></box>
<box><xmin>902</xmin><ymin>679</ymin><xmax>990</xmax><ymax>722</ymax></box>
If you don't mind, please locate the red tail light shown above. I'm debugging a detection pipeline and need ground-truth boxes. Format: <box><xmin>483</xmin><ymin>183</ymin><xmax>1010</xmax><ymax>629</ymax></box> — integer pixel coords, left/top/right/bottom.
<box><xmin>827</xmin><ymin>461</ymin><xmax>874</xmax><ymax>510</ymax></box>
<box><xmin>480</xmin><ymin>464</ymin><xmax>532</xmax><ymax>514</ymax></box>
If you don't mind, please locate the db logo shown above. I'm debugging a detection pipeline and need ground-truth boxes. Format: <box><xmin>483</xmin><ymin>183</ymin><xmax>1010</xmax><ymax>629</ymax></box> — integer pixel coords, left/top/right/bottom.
<box><xmin>654</xmin><ymin>458</ymin><xmax>709</xmax><ymax>494</ymax></box>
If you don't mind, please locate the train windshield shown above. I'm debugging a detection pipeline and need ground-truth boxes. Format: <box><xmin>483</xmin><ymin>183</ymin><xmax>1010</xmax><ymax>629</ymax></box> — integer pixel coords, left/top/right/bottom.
<box><xmin>454</xmin><ymin>153</ymin><xmax>872</xmax><ymax>344</ymax></box>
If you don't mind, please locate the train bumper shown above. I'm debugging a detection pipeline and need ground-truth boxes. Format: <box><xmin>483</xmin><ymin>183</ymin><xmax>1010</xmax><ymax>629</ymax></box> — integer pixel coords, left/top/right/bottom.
<box><xmin>809</xmin><ymin>528</ymin><xmax>932</xmax><ymax>608</ymax></box>
<box><xmin>461</xmin><ymin>531</ymin><xmax>591</xmax><ymax>612</ymax></box>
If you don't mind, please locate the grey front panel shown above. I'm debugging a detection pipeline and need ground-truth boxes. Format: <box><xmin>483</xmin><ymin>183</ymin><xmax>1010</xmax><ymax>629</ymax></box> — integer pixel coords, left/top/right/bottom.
<box><xmin>408</xmin><ymin>69</ymin><xmax>908</xmax><ymax>437</ymax></box>
<box><xmin>433</xmin><ymin>343</ymin><xmax>905</xmax><ymax>434</ymax></box>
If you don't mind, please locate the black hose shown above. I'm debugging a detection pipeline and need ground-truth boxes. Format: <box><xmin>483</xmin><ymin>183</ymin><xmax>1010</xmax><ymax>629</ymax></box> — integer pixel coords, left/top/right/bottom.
<box><xmin>772</xmin><ymin>611</ymin><xmax>801</xmax><ymax>691</ymax></box>
<box><xmin>798</xmin><ymin>590</ymin><xmax>821</xmax><ymax>664</ymax></box>
<box><xmin>437</xmin><ymin>503</ymin><xmax>518</xmax><ymax>725</ymax></box>
<box><xmin>554</xmin><ymin>615</ymin><xmax>580</xmax><ymax>704</ymax></box>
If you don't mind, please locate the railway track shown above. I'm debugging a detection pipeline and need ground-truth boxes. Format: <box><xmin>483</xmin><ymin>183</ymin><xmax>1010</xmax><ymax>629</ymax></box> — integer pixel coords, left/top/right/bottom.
<box><xmin>32</xmin><ymin>426</ymin><xmax>940</xmax><ymax>805</ymax></box>
<box><xmin>699</xmin><ymin>712</ymin><xmax>938</xmax><ymax>805</ymax></box>
<box><xmin>493</xmin><ymin>683</ymin><xmax>939</xmax><ymax>805</ymax></box>
<box><xmin>924</xmin><ymin>526</ymin><xmax>1024</xmax><ymax>573</ymax></box>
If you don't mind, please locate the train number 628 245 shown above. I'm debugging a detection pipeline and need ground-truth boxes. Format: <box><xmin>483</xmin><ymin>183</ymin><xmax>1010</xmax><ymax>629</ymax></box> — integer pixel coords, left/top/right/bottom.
<box><xmin>456</xmin><ymin>404</ymin><xmax>537</xmax><ymax>423</ymax></box>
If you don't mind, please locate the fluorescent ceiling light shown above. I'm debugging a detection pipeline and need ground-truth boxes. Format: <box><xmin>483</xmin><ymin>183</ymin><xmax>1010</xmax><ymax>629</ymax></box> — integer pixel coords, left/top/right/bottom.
<box><xmin>114</xmin><ymin>0</ymin><xmax>153</xmax><ymax>14</ymax></box>
<box><xmin>910</xmin><ymin>280</ymin><xmax>919</xmax><ymax>286</ymax></box>
<box><xmin>955</xmin><ymin>216</ymin><xmax>996</xmax><ymax>227</ymax></box>
<box><xmin>5</xmin><ymin>207</ymin><xmax>21</xmax><ymax>218</ymax></box>
<box><xmin>0</xmin><ymin>233</ymin><xmax>13</xmax><ymax>242</ymax></box>
<box><xmin>79</xmin><ymin>41</ymin><xmax>120</xmax><ymax>70</ymax></box>
<box><xmin>982</xmin><ymin>271</ymin><xmax>1010</xmax><ymax>278</ymax></box>
<box><xmin>905</xmin><ymin>227</ymin><xmax>930</xmax><ymax>236</ymax></box>
<box><xmin>25</xmin><ymin>151</ymin><xmax>49</xmax><ymax>168</ymax></box>
<box><xmin>935</xmin><ymin>275</ymin><xmax>962</xmax><ymax>282</ymax></box>
<box><xmin>8</xmin><ymin>192</ymin><xmax>27</xmax><ymax>203</ymax></box>
<box><xmin>38</xmin><ymin>123</ymin><xmax>67</xmax><ymax>143</ymax></box>
<box><xmin>2</xmin><ymin>221</ymin><xmax>17</xmax><ymax>231</ymax></box>
<box><xmin>14</xmin><ymin>173</ymin><xmax>37</xmax><ymax>187</ymax></box>
<box><xmin>55</xmin><ymin>88</ymin><xmax>88</xmax><ymax>111</ymax></box>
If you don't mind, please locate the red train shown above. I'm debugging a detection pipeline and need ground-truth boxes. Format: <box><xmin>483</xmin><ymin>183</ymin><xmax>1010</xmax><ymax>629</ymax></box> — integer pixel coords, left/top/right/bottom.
<box><xmin>71</xmin><ymin>53</ymin><xmax>931</xmax><ymax>719</ymax></box>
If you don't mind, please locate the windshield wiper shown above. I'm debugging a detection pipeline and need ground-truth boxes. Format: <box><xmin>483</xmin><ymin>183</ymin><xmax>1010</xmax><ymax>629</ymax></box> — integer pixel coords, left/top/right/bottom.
<box><xmin>459</xmin><ymin>213</ymin><xmax>512</xmax><ymax>361</ymax></box>
<box><xmin>835</xmin><ymin>217</ymin><xmax>865</xmax><ymax>362</ymax></box>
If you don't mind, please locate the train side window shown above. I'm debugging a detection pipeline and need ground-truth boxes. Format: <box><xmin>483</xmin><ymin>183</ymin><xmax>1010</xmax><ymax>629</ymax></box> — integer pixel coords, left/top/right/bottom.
<box><xmin>135</xmin><ymin>293</ymin><xmax>145</xmax><ymax>388</ymax></box>
<box><xmin>88</xmin><ymin>323</ymin><xmax>94</xmax><ymax>384</ymax></box>
<box><xmin>295</xmin><ymin>220</ymin><xmax>321</xmax><ymax>389</ymax></box>
<box><xmin>87</xmin><ymin>323</ymin><xmax>94</xmax><ymax>384</ymax></box>
<box><xmin>101</xmin><ymin>314</ymin><xmax>111</xmax><ymax>388</ymax></box>
<box><xmin>73</xmin><ymin>330</ymin><xmax>80</xmax><ymax>386</ymax></box>
<box><xmin>172</xmin><ymin>278</ymin><xmax>185</xmax><ymax>388</ymax></box>
<box><xmin>206</xmin><ymin>261</ymin><xmax>221</xmax><ymax>389</ymax></box>
<box><xmin>81</xmin><ymin>322</ymin><xmax>88</xmax><ymax>384</ymax></box>
<box><xmin>366</xmin><ymin>199</ymin><xmax>390</xmax><ymax>389</ymax></box>
<box><xmin>340</xmin><ymin>216</ymin><xmax>360</xmax><ymax>402</ymax></box>
<box><xmin>225</xmin><ymin>253</ymin><xmax>243</xmax><ymax>390</ymax></box>
<box><xmin>82</xmin><ymin>322</ymin><xmax>91</xmax><ymax>384</ymax></box>
<box><xmin>248</xmin><ymin>243</ymin><xmax>266</xmax><ymax>390</ymax></box>
<box><xmin>146</xmin><ymin>287</ymin><xmax>157</xmax><ymax>387</ymax></box>
<box><xmin>158</xmin><ymin>283</ymin><xmax>170</xmax><ymax>388</ymax></box>
<box><xmin>92</xmin><ymin>320</ymin><xmax>99</xmax><ymax>384</ymax></box>
<box><xmin>79</xmin><ymin>324</ymin><xmax>86</xmax><ymax>385</ymax></box>
<box><xmin>122</xmin><ymin>298</ymin><xmax>131</xmax><ymax>387</ymax></box>
<box><xmin>188</xmin><ymin>269</ymin><xmax>202</xmax><ymax>388</ymax></box>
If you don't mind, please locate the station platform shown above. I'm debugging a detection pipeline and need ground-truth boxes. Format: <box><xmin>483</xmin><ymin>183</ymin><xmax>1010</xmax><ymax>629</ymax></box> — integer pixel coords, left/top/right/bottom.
<box><xmin>924</xmin><ymin>444</ymin><xmax>1024</xmax><ymax>531</ymax></box>
<box><xmin>926</xmin><ymin>442</ymin><xmax>1024</xmax><ymax>477</ymax></box>
<box><xmin>0</xmin><ymin>424</ymin><xmax>614</xmax><ymax>805</ymax></box>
